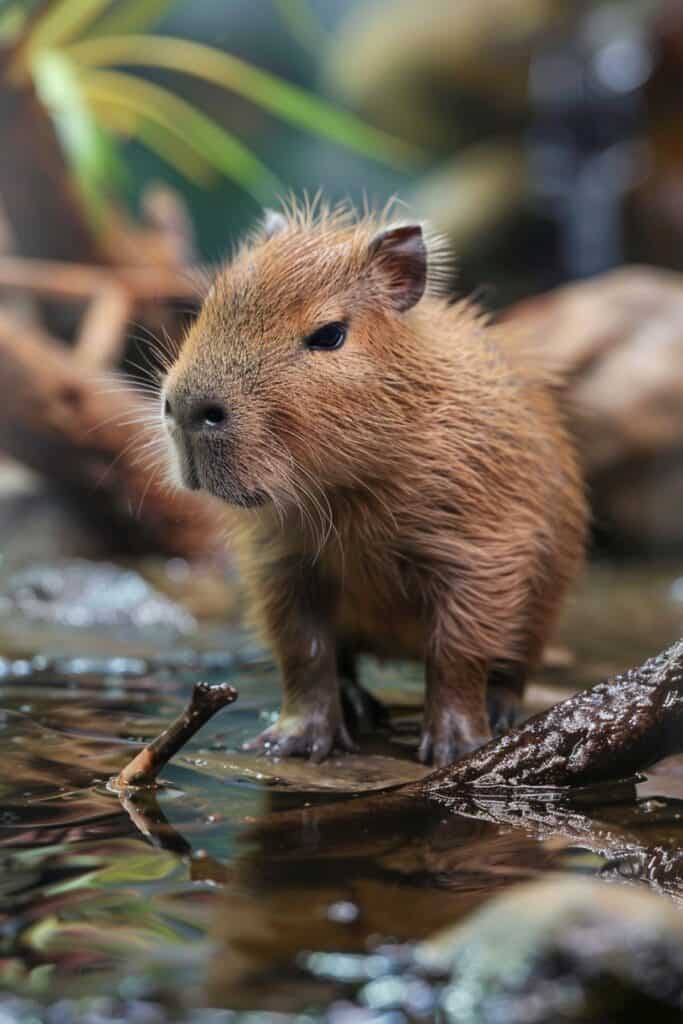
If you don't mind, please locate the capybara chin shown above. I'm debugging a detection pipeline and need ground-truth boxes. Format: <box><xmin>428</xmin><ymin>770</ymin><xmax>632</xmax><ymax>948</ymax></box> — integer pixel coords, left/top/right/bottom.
<box><xmin>162</xmin><ymin>198</ymin><xmax>587</xmax><ymax>767</ymax></box>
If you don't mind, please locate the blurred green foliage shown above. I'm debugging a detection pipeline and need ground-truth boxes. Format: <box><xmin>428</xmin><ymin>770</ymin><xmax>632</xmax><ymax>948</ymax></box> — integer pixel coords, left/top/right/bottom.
<box><xmin>4</xmin><ymin>0</ymin><xmax>418</xmax><ymax>247</ymax></box>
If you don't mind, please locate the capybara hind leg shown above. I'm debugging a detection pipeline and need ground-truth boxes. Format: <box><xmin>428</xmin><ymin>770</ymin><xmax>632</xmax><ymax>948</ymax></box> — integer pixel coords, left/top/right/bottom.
<box><xmin>487</xmin><ymin>663</ymin><xmax>527</xmax><ymax>736</ymax></box>
<box><xmin>337</xmin><ymin>643</ymin><xmax>388</xmax><ymax>735</ymax></box>
<box><xmin>485</xmin><ymin>590</ymin><xmax>563</xmax><ymax>738</ymax></box>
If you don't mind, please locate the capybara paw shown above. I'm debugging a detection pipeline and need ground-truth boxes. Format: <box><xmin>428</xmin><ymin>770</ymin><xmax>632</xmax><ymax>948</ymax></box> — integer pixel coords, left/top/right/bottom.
<box><xmin>418</xmin><ymin>713</ymin><xmax>491</xmax><ymax>768</ymax></box>
<box><xmin>242</xmin><ymin>709</ymin><xmax>356</xmax><ymax>763</ymax></box>
<box><xmin>487</xmin><ymin>685</ymin><xmax>522</xmax><ymax>737</ymax></box>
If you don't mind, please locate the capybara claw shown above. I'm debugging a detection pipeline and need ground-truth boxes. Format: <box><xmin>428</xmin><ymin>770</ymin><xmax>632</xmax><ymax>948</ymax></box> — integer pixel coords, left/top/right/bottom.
<box><xmin>243</xmin><ymin>710</ymin><xmax>356</xmax><ymax>762</ymax></box>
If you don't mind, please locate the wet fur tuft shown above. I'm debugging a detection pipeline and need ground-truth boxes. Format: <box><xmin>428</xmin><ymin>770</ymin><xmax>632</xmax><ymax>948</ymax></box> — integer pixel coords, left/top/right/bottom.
<box><xmin>239</xmin><ymin>193</ymin><xmax>454</xmax><ymax>302</ymax></box>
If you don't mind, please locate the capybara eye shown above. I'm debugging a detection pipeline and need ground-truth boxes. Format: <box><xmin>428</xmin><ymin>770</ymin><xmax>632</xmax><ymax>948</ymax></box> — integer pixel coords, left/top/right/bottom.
<box><xmin>202</xmin><ymin>404</ymin><xmax>226</xmax><ymax>427</ymax></box>
<box><xmin>305</xmin><ymin>321</ymin><xmax>347</xmax><ymax>351</ymax></box>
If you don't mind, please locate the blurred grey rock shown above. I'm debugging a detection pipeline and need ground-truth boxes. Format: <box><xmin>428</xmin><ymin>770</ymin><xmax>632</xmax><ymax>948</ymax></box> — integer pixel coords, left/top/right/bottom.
<box><xmin>512</xmin><ymin>265</ymin><xmax>683</xmax><ymax>548</ymax></box>
<box><xmin>416</xmin><ymin>877</ymin><xmax>683</xmax><ymax>1022</ymax></box>
<box><xmin>0</xmin><ymin>559</ymin><xmax>195</xmax><ymax>634</ymax></box>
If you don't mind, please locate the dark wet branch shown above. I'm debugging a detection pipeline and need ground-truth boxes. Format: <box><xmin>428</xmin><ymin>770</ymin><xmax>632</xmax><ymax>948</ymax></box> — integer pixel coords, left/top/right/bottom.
<box><xmin>420</xmin><ymin>639</ymin><xmax>683</xmax><ymax>796</ymax></box>
<box><xmin>112</xmin><ymin>681</ymin><xmax>238</xmax><ymax>789</ymax></box>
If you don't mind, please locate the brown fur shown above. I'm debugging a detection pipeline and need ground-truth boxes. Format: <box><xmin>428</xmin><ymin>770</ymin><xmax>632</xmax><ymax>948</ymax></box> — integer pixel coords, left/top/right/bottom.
<box><xmin>162</xmin><ymin>198</ymin><xmax>587</xmax><ymax>766</ymax></box>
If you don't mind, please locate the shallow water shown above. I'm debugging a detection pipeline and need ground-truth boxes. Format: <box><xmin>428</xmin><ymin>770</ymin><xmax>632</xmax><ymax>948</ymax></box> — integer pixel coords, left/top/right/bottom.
<box><xmin>1</xmin><ymin>559</ymin><xmax>683</xmax><ymax>1017</ymax></box>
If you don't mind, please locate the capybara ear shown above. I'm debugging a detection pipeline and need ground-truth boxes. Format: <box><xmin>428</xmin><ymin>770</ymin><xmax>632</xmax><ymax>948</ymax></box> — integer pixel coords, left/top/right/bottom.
<box><xmin>368</xmin><ymin>223</ymin><xmax>427</xmax><ymax>312</ymax></box>
<box><xmin>261</xmin><ymin>208</ymin><xmax>288</xmax><ymax>239</ymax></box>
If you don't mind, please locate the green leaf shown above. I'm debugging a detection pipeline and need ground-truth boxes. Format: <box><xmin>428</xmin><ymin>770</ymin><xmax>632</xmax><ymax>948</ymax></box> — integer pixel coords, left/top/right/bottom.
<box><xmin>25</xmin><ymin>913</ymin><xmax>62</xmax><ymax>953</ymax></box>
<box><xmin>88</xmin><ymin>0</ymin><xmax>176</xmax><ymax>37</ymax></box>
<box><xmin>66</xmin><ymin>34</ymin><xmax>422</xmax><ymax>167</ymax></box>
<box><xmin>24</xmin><ymin>0</ymin><xmax>112</xmax><ymax>57</ymax></box>
<box><xmin>32</xmin><ymin>50</ymin><xmax>127</xmax><ymax>220</ymax></box>
<box><xmin>81</xmin><ymin>67</ymin><xmax>282</xmax><ymax>200</ymax></box>
<box><xmin>90</xmin><ymin>95</ymin><xmax>216</xmax><ymax>185</ymax></box>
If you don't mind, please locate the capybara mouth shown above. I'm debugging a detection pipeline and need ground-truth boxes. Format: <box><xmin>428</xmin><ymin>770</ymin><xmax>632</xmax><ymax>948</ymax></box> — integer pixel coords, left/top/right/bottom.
<box><xmin>195</xmin><ymin>453</ymin><xmax>269</xmax><ymax>507</ymax></box>
<box><xmin>172</xmin><ymin>435</ymin><xmax>268</xmax><ymax>508</ymax></box>
<box><xmin>200</xmin><ymin>472</ymin><xmax>269</xmax><ymax>507</ymax></box>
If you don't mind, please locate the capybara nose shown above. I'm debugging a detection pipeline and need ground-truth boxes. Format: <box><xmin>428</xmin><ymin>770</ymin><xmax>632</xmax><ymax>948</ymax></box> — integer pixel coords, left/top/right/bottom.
<box><xmin>163</xmin><ymin>391</ymin><xmax>227</xmax><ymax>432</ymax></box>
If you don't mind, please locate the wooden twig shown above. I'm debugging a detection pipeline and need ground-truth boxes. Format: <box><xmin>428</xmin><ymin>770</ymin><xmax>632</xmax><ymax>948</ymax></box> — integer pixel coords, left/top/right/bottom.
<box><xmin>112</xmin><ymin>681</ymin><xmax>238</xmax><ymax>790</ymax></box>
<box><xmin>75</xmin><ymin>283</ymin><xmax>134</xmax><ymax>368</ymax></box>
<box><xmin>0</xmin><ymin>256</ymin><xmax>210</xmax><ymax>367</ymax></box>
<box><xmin>0</xmin><ymin>257</ymin><xmax>207</xmax><ymax>301</ymax></box>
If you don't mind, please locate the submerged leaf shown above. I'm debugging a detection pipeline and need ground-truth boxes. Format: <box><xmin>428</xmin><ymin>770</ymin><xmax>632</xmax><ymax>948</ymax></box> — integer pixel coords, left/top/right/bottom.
<box><xmin>93</xmin><ymin>849</ymin><xmax>179</xmax><ymax>885</ymax></box>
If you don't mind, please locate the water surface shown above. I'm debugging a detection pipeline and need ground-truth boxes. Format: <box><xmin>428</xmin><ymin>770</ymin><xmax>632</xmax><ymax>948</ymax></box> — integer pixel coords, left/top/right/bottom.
<box><xmin>1</xmin><ymin>560</ymin><xmax>682</xmax><ymax>1016</ymax></box>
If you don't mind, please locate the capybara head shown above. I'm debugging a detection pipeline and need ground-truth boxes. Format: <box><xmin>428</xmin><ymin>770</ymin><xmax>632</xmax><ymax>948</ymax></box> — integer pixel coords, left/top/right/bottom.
<box><xmin>162</xmin><ymin>201</ymin><xmax>448</xmax><ymax>509</ymax></box>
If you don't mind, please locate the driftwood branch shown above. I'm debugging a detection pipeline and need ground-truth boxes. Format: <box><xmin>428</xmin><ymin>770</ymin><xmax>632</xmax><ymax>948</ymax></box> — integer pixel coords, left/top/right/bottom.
<box><xmin>74</xmin><ymin>283</ymin><xmax>135</xmax><ymax>369</ymax></box>
<box><xmin>0</xmin><ymin>257</ymin><xmax>208</xmax><ymax>367</ymax></box>
<box><xmin>112</xmin><ymin>681</ymin><xmax>238</xmax><ymax>789</ymax></box>
<box><xmin>0</xmin><ymin>312</ymin><xmax>226</xmax><ymax>558</ymax></box>
<box><xmin>421</xmin><ymin>638</ymin><xmax>683</xmax><ymax>796</ymax></box>
<box><xmin>0</xmin><ymin>257</ymin><xmax>206</xmax><ymax>302</ymax></box>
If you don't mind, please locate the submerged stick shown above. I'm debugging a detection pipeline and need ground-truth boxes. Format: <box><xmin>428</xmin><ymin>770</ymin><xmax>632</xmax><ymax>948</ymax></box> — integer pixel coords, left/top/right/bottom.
<box><xmin>112</xmin><ymin>681</ymin><xmax>238</xmax><ymax>790</ymax></box>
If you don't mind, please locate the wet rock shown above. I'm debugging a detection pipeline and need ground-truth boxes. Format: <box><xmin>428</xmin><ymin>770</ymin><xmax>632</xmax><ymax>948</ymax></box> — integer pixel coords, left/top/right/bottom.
<box><xmin>416</xmin><ymin>877</ymin><xmax>683</xmax><ymax>1022</ymax></box>
<box><xmin>0</xmin><ymin>559</ymin><xmax>195</xmax><ymax>635</ymax></box>
<box><xmin>0</xmin><ymin>997</ymin><xmax>176</xmax><ymax>1024</ymax></box>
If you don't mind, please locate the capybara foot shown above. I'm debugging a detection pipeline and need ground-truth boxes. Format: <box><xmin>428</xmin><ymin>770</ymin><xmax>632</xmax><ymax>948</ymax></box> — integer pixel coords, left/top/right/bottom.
<box><xmin>418</xmin><ymin>709</ymin><xmax>491</xmax><ymax>768</ymax></box>
<box><xmin>243</xmin><ymin>707</ymin><xmax>356</xmax><ymax>763</ymax></box>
